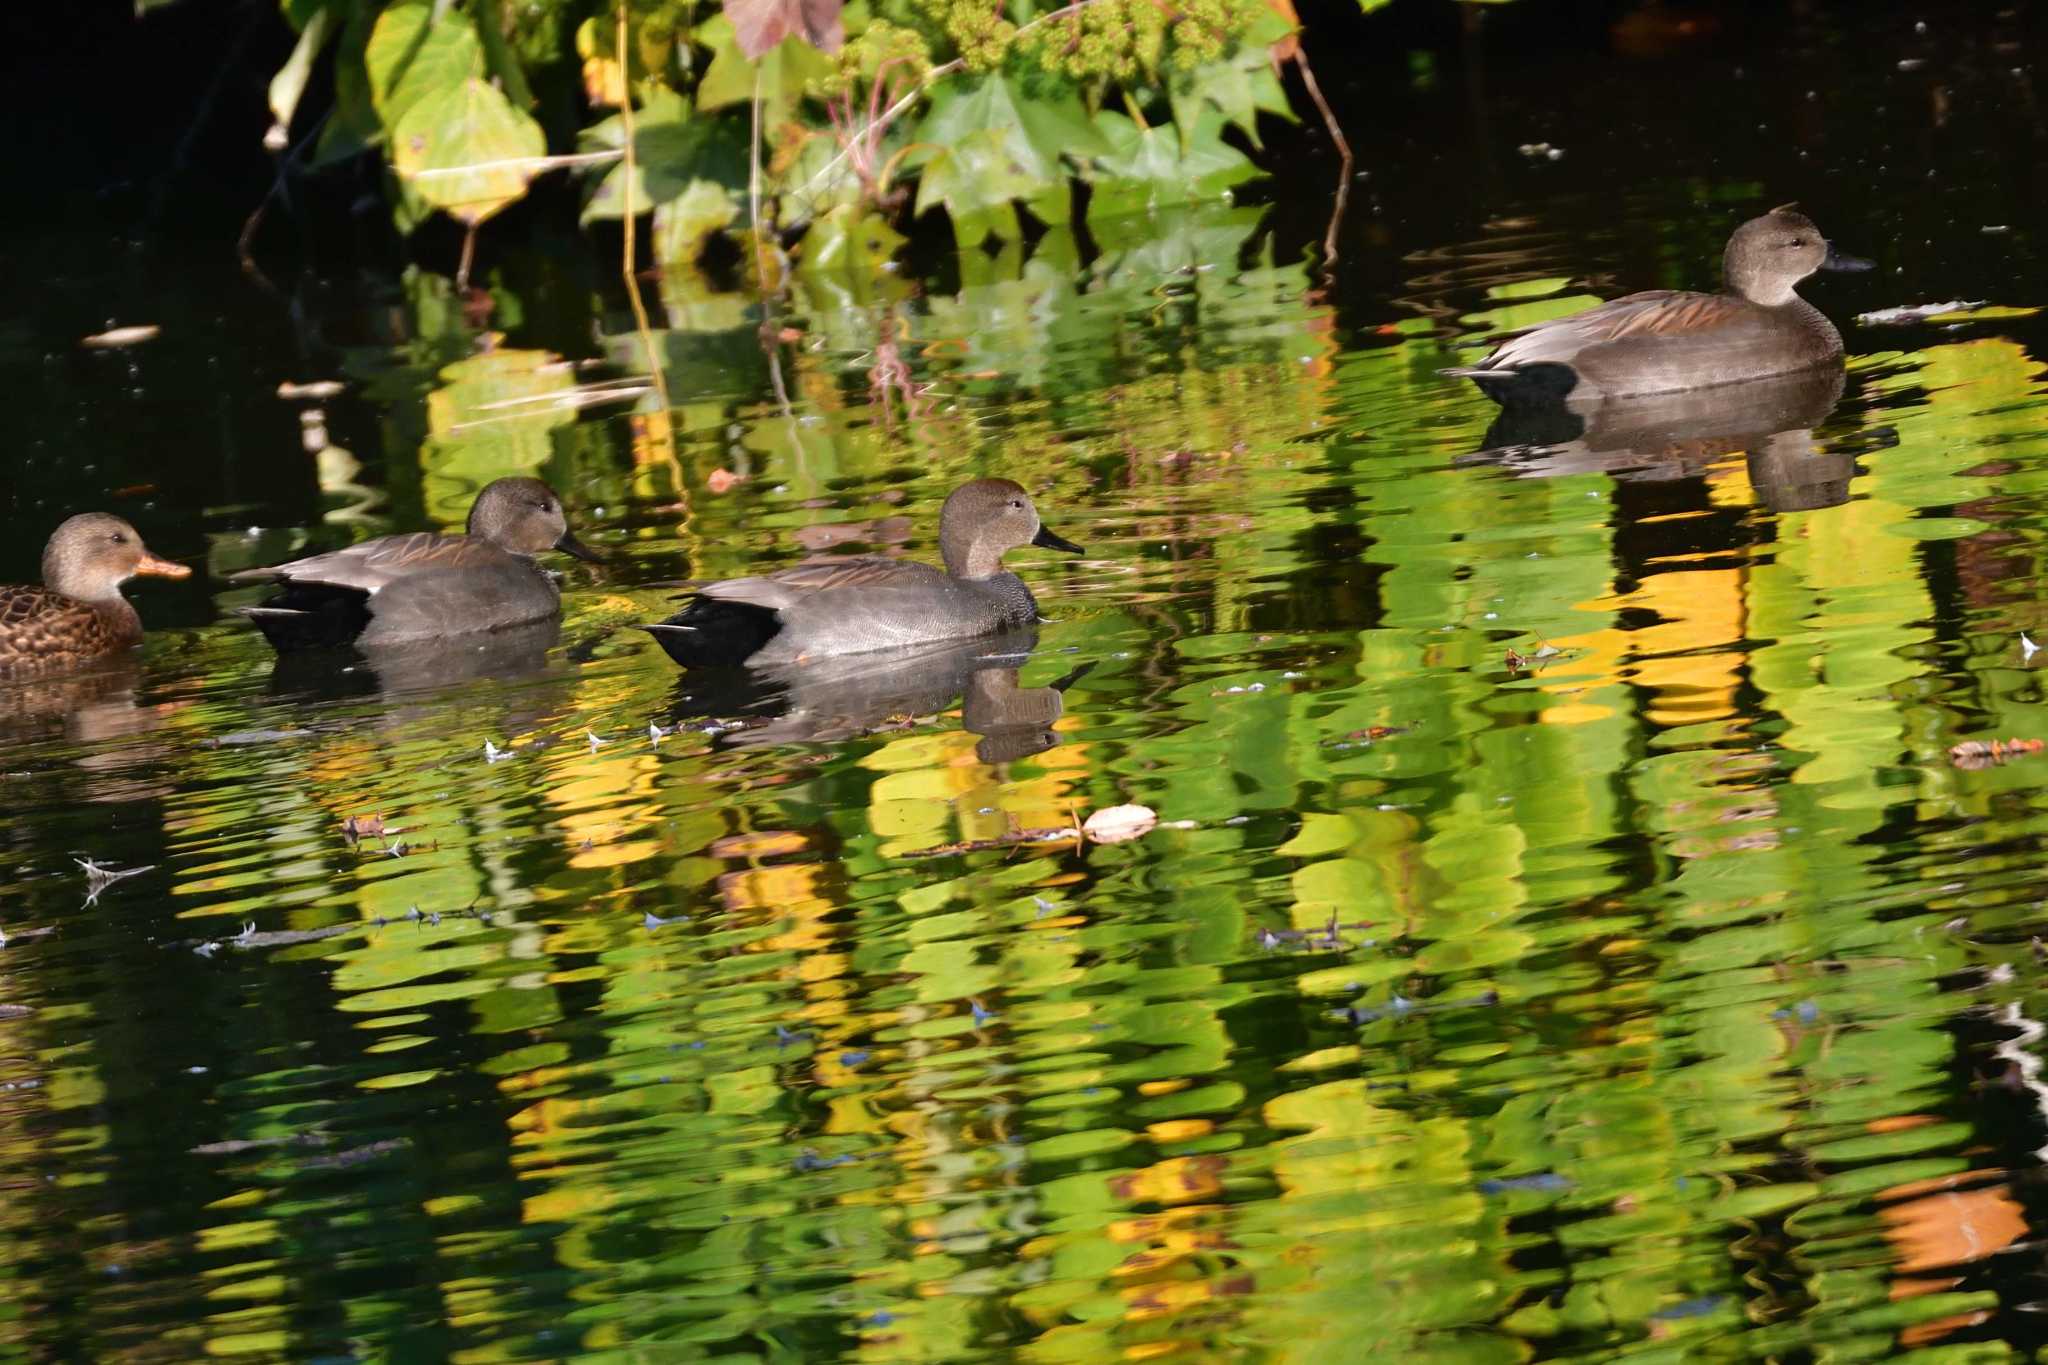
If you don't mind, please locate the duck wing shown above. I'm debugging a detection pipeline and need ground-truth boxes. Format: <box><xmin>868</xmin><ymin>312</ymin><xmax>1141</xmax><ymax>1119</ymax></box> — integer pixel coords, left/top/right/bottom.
<box><xmin>698</xmin><ymin>556</ymin><xmax>944</xmax><ymax>612</ymax></box>
<box><xmin>231</xmin><ymin>532</ymin><xmax>492</xmax><ymax>595</ymax></box>
<box><xmin>1477</xmin><ymin>291</ymin><xmax>1756</xmax><ymax>370</ymax></box>
<box><xmin>0</xmin><ymin>586</ymin><xmax>126</xmax><ymax>668</ymax></box>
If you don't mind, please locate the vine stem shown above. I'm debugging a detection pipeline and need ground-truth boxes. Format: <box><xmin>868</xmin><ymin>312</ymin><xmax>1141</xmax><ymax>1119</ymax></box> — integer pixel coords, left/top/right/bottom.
<box><xmin>617</xmin><ymin>3</ymin><xmax>671</xmax><ymax>418</ymax></box>
<box><xmin>1290</xmin><ymin>48</ymin><xmax>1354</xmax><ymax>268</ymax></box>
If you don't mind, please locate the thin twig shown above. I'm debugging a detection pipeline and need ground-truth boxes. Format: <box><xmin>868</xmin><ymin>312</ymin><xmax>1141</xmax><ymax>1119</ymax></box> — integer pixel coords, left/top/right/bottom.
<box><xmin>406</xmin><ymin>149</ymin><xmax>624</xmax><ymax>180</ymax></box>
<box><xmin>1290</xmin><ymin>49</ymin><xmax>1353</xmax><ymax>268</ymax></box>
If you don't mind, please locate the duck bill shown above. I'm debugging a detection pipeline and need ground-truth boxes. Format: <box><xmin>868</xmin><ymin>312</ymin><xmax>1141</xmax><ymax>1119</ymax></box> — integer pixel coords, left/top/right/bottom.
<box><xmin>1821</xmin><ymin>243</ymin><xmax>1874</xmax><ymax>273</ymax></box>
<box><xmin>1031</xmin><ymin>524</ymin><xmax>1084</xmax><ymax>555</ymax></box>
<box><xmin>555</xmin><ymin>530</ymin><xmax>605</xmax><ymax>564</ymax></box>
<box><xmin>133</xmin><ymin>550</ymin><xmax>192</xmax><ymax>580</ymax></box>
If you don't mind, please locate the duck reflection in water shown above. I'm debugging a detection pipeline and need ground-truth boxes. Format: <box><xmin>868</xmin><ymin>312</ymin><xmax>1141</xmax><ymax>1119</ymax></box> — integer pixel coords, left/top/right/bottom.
<box><xmin>0</xmin><ymin>658</ymin><xmax>188</xmax><ymax>805</ymax></box>
<box><xmin>260</xmin><ymin>618</ymin><xmax>565</xmax><ymax>700</ymax></box>
<box><xmin>665</xmin><ymin>628</ymin><xmax>1086</xmax><ymax>761</ymax></box>
<box><xmin>1458</xmin><ymin>366</ymin><xmax>1857</xmax><ymax>513</ymax></box>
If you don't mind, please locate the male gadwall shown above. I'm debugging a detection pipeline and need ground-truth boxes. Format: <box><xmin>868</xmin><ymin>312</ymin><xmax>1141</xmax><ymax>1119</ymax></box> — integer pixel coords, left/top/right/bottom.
<box><xmin>645</xmin><ymin>478</ymin><xmax>1083</xmax><ymax>668</ymax></box>
<box><xmin>1444</xmin><ymin>206</ymin><xmax>1872</xmax><ymax>401</ymax></box>
<box><xmin>0</xmin><ymin>513</ymin><xmax>190</xmax><ymax>675</ymax></box>
<box><xmin>234</xmin><ymin>476</ymin><xmax>600</xmax><ymax>651</ymax></box>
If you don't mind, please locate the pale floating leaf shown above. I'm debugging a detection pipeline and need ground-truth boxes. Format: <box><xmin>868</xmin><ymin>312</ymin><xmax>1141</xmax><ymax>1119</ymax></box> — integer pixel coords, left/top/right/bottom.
<box><xmin>1083</xmin><ymin>804</ymin><xmax>1159</xmax><ymax>845</ymax></box>
<box><xmin>1856</xmin><ymin>301</ymin><xmax>2039</xmax><ymax>327</ymax></box>
<box><xmin>82</xmin><ymin>325</ymin><xmax>161</xmax><ymax>349</ymax></box>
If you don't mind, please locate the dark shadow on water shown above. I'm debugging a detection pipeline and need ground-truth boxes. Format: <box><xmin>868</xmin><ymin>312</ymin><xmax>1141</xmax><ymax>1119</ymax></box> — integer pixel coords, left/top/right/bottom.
<box><xmin>260</xmin><ymin>619</ymin><xmax>564</xmax><ymax>702</ymax></box>
<box><xmin>664</xmin><ymin>629</ymin><xmax>1085</xmax><ymax>761</ymax></box>
<box><xmin>1459</xmin><ymin>366</ymin><xmax>1853</xmax><ymax>512</ymax></box>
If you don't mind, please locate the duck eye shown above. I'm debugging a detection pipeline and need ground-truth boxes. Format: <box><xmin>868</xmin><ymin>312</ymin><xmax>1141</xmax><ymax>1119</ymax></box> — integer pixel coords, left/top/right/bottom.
<box><xmin>108</xmin><ymin>533</ymin><xmax>126</xmax><ymax>544</ymax></box>
<box><xmin>1788</xmin><ymin>237</ymin><xmax>1806</xmax><ymax>247</ymax></box>
<box><xmin>1010</xmin><ymin>499</ymin><xmax>1024</xmax><ymax>510</ymax></box>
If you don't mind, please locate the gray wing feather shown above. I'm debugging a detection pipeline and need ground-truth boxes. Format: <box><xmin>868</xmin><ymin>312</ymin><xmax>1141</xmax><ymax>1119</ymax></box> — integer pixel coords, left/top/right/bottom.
<box><xmin>700</xmin><ymin>557</ymin><xmax>945</xmax><ymax>614</ymax></box>
<box><xmin>230</xmin><ymin>533</ymin><xmax>481</xmax><ymax>595</ymax></box>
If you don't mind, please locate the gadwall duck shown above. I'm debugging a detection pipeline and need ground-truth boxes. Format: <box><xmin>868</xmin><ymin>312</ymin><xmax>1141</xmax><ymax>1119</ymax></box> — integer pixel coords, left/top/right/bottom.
<box><xmin>233</xmin><ymin>476</ymin><xmax>600</xmax><ymax>651</ymax></box>
<box><xmin>1444</xmin><ymin>206</ymin><xmax>1872</xmax><ymax>401</ymax></box>
<box><xmin>645</xmin><ymin>478</ymin><xmax>1083</xmax><ymax>668</ymax></box>
<box><xmin>0</xmin><ymin>514</ymin><xmax>190</xmax><ymax>675</ymax></box>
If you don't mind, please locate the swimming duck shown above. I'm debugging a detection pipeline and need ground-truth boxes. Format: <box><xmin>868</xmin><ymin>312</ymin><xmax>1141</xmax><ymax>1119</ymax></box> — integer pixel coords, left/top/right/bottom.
<box><xmin>645</xmin><ymin>478</ymin><xmax>1084</xmax><ymax>668</ymax></box>
<box><xmin>0</xmin><ymin>514</ymin><xmax>190</xmax><ymax>675</ymax></box>
<box><xmin>1444</xmin><ymin>206</ymin><xmax>1872</xmax><ymax>402</ymax></box>
<box><xmin>233</xmin><ymin>476</ymin><xmax>600</xmax><ymax>651</ymax></box>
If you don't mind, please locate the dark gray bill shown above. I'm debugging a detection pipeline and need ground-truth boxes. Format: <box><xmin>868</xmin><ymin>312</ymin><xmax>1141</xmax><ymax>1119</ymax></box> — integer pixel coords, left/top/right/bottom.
<box><xmin>1821</xmin><ymin>244</ymin><xmax>1874</xmax><ymax>272</ymax></box>
<box><xmin>556</xmin><ymin>530</ymin><xmax>606</xmax><ymax>563</ymax></box>
<box><xmin>1032</xmin><ymin>524</ymin><xmax>1084</xmax><ymax>555</ymax></box>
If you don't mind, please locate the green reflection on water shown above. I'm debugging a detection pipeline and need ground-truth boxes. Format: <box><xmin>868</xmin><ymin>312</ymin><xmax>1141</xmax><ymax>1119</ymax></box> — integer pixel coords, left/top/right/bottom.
<box><xmin>3</xmin><ymin>175</ymin><xmax>2048</xmax><ymax>1365</ymax></box>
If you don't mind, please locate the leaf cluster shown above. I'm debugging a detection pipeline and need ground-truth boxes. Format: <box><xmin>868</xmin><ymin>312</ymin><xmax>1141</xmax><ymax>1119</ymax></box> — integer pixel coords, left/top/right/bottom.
<box><xmin>256</xmin><ymin>0</ymin><xmax>1322</xmax><ymax>272</ymax></box>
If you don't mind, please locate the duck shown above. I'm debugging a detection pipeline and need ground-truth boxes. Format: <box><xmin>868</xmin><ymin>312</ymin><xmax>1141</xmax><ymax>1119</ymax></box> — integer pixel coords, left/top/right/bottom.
<box><xmin>232</xmin><ymin>476</ymin><xmax>600</xmax><ymax>651</ymax></box>
<box><xmin>0</xmin><ymin>514</ymin><xmax>190</xmax><ymax>675</ymax></box>
<box><xmin>645</xmin><ymin>478</ymin><xmax>1084</xmax><ymax>668</ymax></box>
<box><xmin>1443</xmin><ymin>205</ymin><xmax>1872</xmax><ymax>402</ymax></box>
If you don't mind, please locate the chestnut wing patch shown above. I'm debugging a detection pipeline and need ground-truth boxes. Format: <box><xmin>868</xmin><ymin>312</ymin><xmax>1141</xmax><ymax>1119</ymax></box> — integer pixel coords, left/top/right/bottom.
<box><xmin>1591</xmin><ymin>292</ymin><xmax>1751</xmax><ymax>342</ymax></box>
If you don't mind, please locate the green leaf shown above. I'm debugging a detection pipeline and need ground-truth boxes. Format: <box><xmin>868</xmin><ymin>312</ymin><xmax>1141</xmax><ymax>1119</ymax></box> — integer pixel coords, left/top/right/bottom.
<box><xmin>278</xmin><ymin>0</ymin><xmax>327</xmax><ymax>29</ymax></box>
<box><xmin>695</xmin><ymin>16</ymin><xmax>834</xmax><ymax>116</ymax></box>
<box><xmin>365</xmin><ymin>1</ymin><xmax>484</xmax><ymax>136</ymax></box>
<box><xmin>794</xmin><ymin>203</ymin><xmax>908</xmax><ymax>280</ymax></box>
<box><xmin>915</xmin><ymin>72</ymin><xmax>1111</xmax><ymax>185</ymax></box>
<box><xmin>315</xmin><ymin>3</ymin><xmax>382</xmax><ymax>165</ymax></box>
<box><xmin>1169</xmin><ymin>45</ymin><xmax>1294</xmax><ymax>150</ymax></box>
<box><xmin>267</xmin><ymin>5</ymin><xmax>337</xmax><ymax>142</ymax></box>
<box><xmin>912</xmin><ymin>128</ymin><xmax>1043</xmax><ymax>245</ymax></box>
<box><xmin>1083</xmin><ymin>108</ymin><xmax>1259</xmax><ymax>222</ymax></box>
<box><xmin>579</xmin><ymin>95</ymin><xmax>748</xmax><ymax>223</ymax></box>
<box><xmin>652</xmin><ymin>180</ymin><xmax>742</xmax><ymax>271</ymax></box>
<box><xmin>472</xmin><ymin>0</ymin><xmax>535</xmax><ymax>111</ymax></box>
<box><xmin>390</xmin><ymin>78</ymin><xmax>546</xmax><ymax>226</ymax></box>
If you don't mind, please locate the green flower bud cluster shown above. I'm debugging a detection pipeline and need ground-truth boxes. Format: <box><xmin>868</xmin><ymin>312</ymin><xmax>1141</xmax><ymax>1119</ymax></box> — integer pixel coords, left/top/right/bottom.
<box><xmin>936</xmin><ymin>3</ymin><xmax>1020</xmax><ymax>73</ymax></box>
<box><xmin>1000</xmin><ymin>0</ymin><xmax>1253</xmax><ymax>80</ymax></box>
<box><xmin>814</xmin><ymin>21</ymin><xmax>934</xmax><ymax>98</ymax></box>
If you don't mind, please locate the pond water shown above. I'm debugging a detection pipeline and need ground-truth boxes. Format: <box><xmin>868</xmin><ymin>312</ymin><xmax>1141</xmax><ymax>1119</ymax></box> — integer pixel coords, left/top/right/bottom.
<box><xmin>5</xmin><ymin>6</ymin><xmax>2048</xmax><ymax>1360</ymax></box>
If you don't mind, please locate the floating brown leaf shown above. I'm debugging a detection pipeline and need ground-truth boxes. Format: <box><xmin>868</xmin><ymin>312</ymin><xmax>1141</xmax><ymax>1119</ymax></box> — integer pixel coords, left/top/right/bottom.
<box><xmin>1949</xmin><ymin>737</ymin><xmax>2046</xmax><ymax>770</ymax></box>
<box><xmin>728</xmin><ymin>0</ymin><xmax>844</xmax><ymax>59</ymax></box>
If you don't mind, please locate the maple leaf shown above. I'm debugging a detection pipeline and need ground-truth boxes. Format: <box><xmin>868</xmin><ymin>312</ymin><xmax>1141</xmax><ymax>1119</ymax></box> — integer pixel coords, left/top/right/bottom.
<box><xmin>726</xmin><ymin>0</ymin><xmax>845</xmax><ymax>60</ymax></box>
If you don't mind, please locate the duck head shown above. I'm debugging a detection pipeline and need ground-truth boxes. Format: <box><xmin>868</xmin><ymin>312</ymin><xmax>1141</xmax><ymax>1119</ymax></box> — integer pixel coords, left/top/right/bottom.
<box><xmin>939</xmin><ymin>479</ymin><xmax>1084</xmax><ymax>579</ymax></box>
<box><xmin>42</xmin><ymin>513</ymin><xmax>190</xmax><ymax>602</ymax></box>
<box><xmin>1724</xmin><ymin>206</ymin><xmax>1873</xmax><ymax>306</ymax></box>
<box><xmin>468</xmin><ymin>477</ymin><xmax>603</xmax><ymax>562</ymax></box>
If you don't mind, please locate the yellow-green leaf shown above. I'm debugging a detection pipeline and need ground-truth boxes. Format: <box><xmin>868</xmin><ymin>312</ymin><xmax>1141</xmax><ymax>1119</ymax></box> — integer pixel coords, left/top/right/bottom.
<box><xmin>390</xmin><ymin>78</ymin><xmax>545</xmax><ymax>226</ymax></box>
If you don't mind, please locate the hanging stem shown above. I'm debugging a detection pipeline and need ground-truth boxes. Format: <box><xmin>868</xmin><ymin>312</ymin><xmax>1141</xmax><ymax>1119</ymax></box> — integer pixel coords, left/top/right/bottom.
<box><xmin>618</xmin><ymin>2</ymin><xmax>671</xmax><ymax>416</ymax></box>
<box><xmin>1290</xmin><ymin>47</ymin><xmax>1353</xmax><ymax>268</ymax></box>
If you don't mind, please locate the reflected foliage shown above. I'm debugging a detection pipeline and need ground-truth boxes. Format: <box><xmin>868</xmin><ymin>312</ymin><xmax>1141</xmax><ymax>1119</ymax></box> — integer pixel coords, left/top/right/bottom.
<box><xmin>8</xmin><ymin>64</ymin><xmax>2048</xmax><ymax>1360</ymax></box>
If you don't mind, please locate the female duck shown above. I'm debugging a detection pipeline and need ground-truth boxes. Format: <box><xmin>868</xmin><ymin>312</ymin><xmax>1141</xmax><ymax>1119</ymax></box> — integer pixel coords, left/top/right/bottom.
<box><xmin>1446</xmin><ymin>206</ymin><xmax>1872</xmax><ymax>402</ymax></box>
<box><xmin>0</xmin><ymin>514</ymin><xmax>190</xmax><ymax>675</ymax></box>
<box><xmin>646</xmin><ymin>478</ymin><xmax>1084</xmax><ymax>668</ymax></box>
<box><xmin>234</xmin><ymin>476</ymin><xmax>600</xmax><ymax>651</ymax></box>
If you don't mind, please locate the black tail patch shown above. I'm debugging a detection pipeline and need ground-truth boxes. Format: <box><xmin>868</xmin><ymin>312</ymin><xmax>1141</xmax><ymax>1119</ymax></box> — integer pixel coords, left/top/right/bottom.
<box><xmin>642</xmin><ymin>597</ymin><xmax>783</xmax><ymax>669</ymax></box>
<box><xmin>242</xmin><ymin>583</ymin><xmax>374</xmax><ymax>652</ymax></box>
